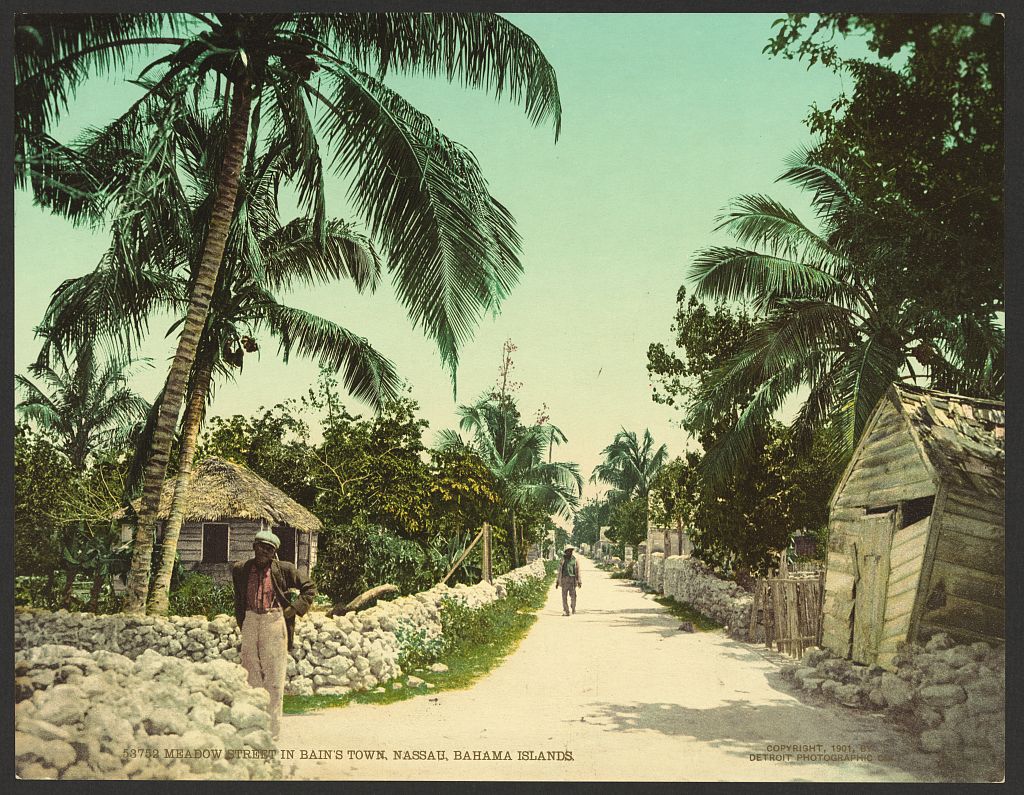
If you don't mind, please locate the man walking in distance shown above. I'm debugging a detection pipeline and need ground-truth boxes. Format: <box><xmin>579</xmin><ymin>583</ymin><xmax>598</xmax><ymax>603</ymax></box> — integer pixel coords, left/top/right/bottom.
<box><xmin>231</xmin><ymin>529</ymin><xmax>316</xmax><ymax>740</ymax></box>
<box><xmin>555</xmin><ymin>545</ymin><xmax>582</xmax><ymax>616</ymax></box>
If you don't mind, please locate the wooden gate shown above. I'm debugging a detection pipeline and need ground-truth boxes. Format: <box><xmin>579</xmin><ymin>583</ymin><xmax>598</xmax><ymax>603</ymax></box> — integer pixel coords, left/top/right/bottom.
<box><xmin>748</xmin><ymin>554</ymin><xmax>826</xmax><ymax>659</ymax></box>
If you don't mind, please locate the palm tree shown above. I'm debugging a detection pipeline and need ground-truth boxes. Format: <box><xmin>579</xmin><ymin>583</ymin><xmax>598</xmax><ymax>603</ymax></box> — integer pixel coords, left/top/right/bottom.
<box><xmin>37</xmin><ymin>105</ymin><xmax>402</xmax><ymax>614</ymax></box>
<box><xmin>685</xmin><ymin>153</ymin><xmax>1004</xmax><ymax>483</ymax></box>
<box><xmin>590</xmin><ymin>428</ymin><xmax>668</xmax><ymax>503</ymax></box>
<box><xmin>16</xmin><ymin>12</ymin><xmax>562</xmax><ymax>611</ymax></box>
<box><xmin>16</xmin><ymin>344</ymin><xmax>150</xmax><ymax>472</ymax></box>
<box><xmin>439</xmin><ymin>395</ymin><xmax>582</xmax><ymax>567</ymax></box>
<box><xmin>16</xmin><ymin>342</ymin><xmax>149</xmax><ymax>606</ymax></box>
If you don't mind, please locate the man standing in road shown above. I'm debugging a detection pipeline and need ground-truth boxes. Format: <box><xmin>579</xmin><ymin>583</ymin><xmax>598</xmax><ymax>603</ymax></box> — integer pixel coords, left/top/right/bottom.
<box><xmin>555</xmin><ymin>544</ymin><xmax>582</xmax><ymax>616</ymax></box>
<box><xmin>231</xmin><ymin>529</ymin><xmax>316</xmax><ymax>740</ymax></box>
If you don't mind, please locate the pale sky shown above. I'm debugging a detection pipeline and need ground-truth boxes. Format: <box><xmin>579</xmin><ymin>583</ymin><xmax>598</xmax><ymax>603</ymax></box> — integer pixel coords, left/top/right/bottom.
<box><xmin>14</xmin><ymin>13</ymin><xmax>853</xmax><ymax>508</ymax></box>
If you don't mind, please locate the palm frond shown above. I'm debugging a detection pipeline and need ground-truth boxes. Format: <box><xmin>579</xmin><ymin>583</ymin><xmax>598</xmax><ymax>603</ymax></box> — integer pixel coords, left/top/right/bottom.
<box><xmin>260</xmin><ymin>217</ymin><xmax>381</xmax><ymax>293</ymax></box>
<box><xmin>310</xmin><ymin>61</ymin><xmax>523</xmax><ymax>382</ymax></box>
<box><xmin>260</xmin><ymin>302</ymin><xmax>401</xmax><ymax>411</ymax></box>
<box><xmin>778</xmin><ymin>150</ymin><xmax>856</xmax><ymax>224</ymax></box>
<box><xmin>690</xmin><ymin>246</ymin><xmax>848</xmax><ymax>306</ymax></box>
<box><xmin>315</xmin><ymin>12</ymin><xmax>561</xmax><ymax>138</ymax></box>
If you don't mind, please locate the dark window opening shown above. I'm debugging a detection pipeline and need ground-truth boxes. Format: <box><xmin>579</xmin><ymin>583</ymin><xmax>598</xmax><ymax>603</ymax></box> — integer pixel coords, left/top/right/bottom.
<box><xmin>202</xmin><ymin>523</ymin><xmax>229</xmax><ymax>562</ymax></box>
<box><xmin>275</xmin><ymin>526</ymin><xmax>296</xmax><ymax>564</ymax></box>
<box><xmin>901</xmin><ymin>495</ymin><xmax>935</xmax><ymax>527</ymax></box>
<box><xmin>865</xmin><ymin>505</ymin><xmax>896</xmax><ymax>515</ymax></box>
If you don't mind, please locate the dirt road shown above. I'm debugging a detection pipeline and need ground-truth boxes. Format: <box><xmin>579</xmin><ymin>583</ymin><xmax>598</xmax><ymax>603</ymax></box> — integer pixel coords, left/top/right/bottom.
<box><xmin>279</xmin><ymin>556</ymin><xmax>941</xmax><ymax>782</ymax></box>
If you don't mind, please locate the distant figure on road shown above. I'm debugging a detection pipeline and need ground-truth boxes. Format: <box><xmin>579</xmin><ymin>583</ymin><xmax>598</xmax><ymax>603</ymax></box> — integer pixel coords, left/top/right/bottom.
<box><xmin>231</xmin><ymin>529</ymin><xmax>316</xmax><ymax>740</ymax></box>
<box><xmin>556</xmin><ymin>545</ymin><xmax>582</xmax><ymax>615</ymax></box>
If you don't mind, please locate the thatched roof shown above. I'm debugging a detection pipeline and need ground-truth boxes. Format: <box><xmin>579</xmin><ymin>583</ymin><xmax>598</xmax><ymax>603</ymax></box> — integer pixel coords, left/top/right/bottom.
<box><xmin>118</xmin><ymin>457</ymin><xmax>322</xmax><ymax>533</ymax></box>
<box><xmin>893</xmin><ymin>384</ymin><xmax>1004</xmax><ymax>501</ymax></box>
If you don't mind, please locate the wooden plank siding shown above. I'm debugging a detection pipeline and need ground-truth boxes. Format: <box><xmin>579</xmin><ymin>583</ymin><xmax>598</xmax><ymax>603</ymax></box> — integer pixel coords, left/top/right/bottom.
<box><xmin>928</xmin><ymin>559</ymin><xmax>1004</xmax><ymax>605</ymax></box>
<box><xmin>177</xmin><ymin>522</ymin><xmax>204</xmax><ymax>562</ymax></box>
<box><xmin>227</xmin><ymin>521</ymin><xmax>262</xmax><ymax>561</ymax></box>
<box><xmin>919</xmin><ymin>595</ymin><xmax>1004</xmax><ymax>641</ymax></box>
<box><xmin>836</xmin><ymin>477</ymin><xmax>936</xmax><ymax>509</ymax></box>
<box><xmin>842</xmin><ymin>447</ymin><xmax>932</xmax><ymax>496</ymax></box>
<box><xmin>933</xmin><ymin>529</ymin><xmax>1004</xmax><ymax>577</ymax></box>
<box><xmin>940</xmin><ymin>496</ymin><xmax>1004</xmax><ymax>541</ymax></box>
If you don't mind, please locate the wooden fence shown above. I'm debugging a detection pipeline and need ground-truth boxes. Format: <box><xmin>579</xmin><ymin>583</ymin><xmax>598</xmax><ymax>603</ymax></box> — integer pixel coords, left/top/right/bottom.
<box><xmin>747</xmin><ymin>554</ymin><xmax>826</xmax><ymax>659</ymax></box>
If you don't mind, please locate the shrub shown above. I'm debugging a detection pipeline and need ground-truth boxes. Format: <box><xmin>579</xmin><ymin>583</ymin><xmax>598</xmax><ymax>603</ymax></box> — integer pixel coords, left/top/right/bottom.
<box><xmin>395</xmin><ymin>623</ymin><xmax>444</xmax><ymax>669</ymax></box>
<box><xmin>169</xmin><ymin>572</ymin><xmax>234</xmax><ymax>619</ymax></box>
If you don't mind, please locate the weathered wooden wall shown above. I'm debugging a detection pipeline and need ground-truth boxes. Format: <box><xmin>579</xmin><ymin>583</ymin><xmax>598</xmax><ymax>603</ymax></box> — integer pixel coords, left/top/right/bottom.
<box><xmin>823</xmin><ymin>396</ymin><xmax>937</xmax><ymax>664</ymax></box>
<box><xmin>876</xmin><ymin>514</ymin><xmax>931</xmax><ymax>668</ymax></box>
<box><xmin>915</xmin><ymin>488</ymin><xmax>1004</xmax><ymax>645</ymax></box>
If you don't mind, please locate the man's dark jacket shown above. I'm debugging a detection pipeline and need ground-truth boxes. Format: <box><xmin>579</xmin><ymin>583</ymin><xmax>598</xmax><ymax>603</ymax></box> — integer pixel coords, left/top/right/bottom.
<box><xmin>230</xmin><ymin>559</ymin><xmax>316</xmax><ymax>650</ymax></box>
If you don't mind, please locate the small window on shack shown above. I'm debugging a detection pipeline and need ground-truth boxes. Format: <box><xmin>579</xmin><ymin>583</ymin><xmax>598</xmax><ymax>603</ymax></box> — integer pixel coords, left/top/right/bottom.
<box><xmin>864</xmin><ymin>505</ymin><xmax>896</xmax><ymax>516</ymax></box>
<box><xmin>201</xmin><ymin>523</ymin><xmax>229</xmax><ymax>563</ymax></box>
<box><xmin>900</xmin><ymin>495</ymin><xmax>935</xmax><ymax>528</ymax></box>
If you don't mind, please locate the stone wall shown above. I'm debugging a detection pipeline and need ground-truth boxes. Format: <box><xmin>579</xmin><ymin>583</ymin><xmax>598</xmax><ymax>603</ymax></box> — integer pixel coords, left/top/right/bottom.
<box><xmin>660</xmin><ymin>556</ymin><xmax>752</xmax><ymax>637</ymax></box>
<box><xmin>782</xmin><ymin>634</ymin><xmax>1004</xmax><ymax>781</ymax></box>
<box><xmin>14</xmin><ymin>560</ymin><xmax>547</xmax><ymax>698</ymax></box>
<box><xmin>14</xmin><ymin>561</ymin><xmax>547</xmax><ymax>780</ymax></box>
<box><xmin>15</xmin><ymin>644</ymin><xmax>293</xmax><ymax>780</ymax></box>
<box><xmin>647</xmin><ymin>552</ymin><xmax>665</xmax><ymax>592</ymax></box>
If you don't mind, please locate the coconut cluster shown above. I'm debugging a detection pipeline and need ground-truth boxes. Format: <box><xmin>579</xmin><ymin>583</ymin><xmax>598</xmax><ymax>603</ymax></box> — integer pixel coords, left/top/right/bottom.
<box><xmin>15</xmin><ymin>645</ymin><xmax>293</xmax><ymax>780</ymax></box>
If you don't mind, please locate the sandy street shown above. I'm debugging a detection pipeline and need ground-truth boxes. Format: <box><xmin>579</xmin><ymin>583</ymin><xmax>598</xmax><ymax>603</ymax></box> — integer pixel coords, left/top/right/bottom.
<box><xmin>278</xmin><ymin>556</ymin><xmax>943</xmax><ymax>782</ymax></box>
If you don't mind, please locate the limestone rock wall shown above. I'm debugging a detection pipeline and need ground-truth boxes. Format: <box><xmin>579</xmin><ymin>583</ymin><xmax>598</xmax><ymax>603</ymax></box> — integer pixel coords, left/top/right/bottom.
<box><xmin>661</xmin><ymin>556</ymin><xmax>752</xmax><ymax>637</ymax></box>
<box><xmin>14</xmin><ymin>561</ymin><xmax>547</xmax><ymax>780</ymax></box>
<box><xmin>782</xmin><ymin>634</ymin><xmax>1004</xmax><ymax>781</ymax></box>
<box><xmin>15</xmin><ymin>644</ymin><xmax>292</xmax><ymax>780</ymax></box>
<box><xmin>14</xmin><ymin>560</ymin><xmax>547</xmax><ymax>698</ymax></box>
<box><xmin>647</xmin><ymin>553</ymin><xmax>665</xmax><ymax>592</ymax></box>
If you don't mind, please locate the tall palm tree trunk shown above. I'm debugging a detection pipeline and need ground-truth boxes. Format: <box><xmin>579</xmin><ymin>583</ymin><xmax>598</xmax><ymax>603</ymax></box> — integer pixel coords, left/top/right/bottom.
<box><xmin>122</xmin><ymin>80</ymin><xmax>252</xmax><ymax>613</ymax></box>
<box><xmin>146</xmin><ymin>359</ymin><xmax>213</xmax><ymax>615</ymax></box>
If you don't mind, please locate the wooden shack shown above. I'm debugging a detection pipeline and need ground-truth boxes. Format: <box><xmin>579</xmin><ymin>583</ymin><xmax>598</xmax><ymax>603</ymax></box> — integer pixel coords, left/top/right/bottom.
<box><xmin>821</xmin><ymin>384</ymin><xmax>1004</xmax><ymax>669</ymax></box>
<box><xmin>118</xmin><ymin>457</ymin><xmax>321</xmax><ymax>584</ymax></box>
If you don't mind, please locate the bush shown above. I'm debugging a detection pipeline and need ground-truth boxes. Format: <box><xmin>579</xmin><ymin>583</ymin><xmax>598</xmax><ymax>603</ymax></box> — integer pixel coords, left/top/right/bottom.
<box><xmin>395</xmin><ymin>623</ymin><xmax>445</xmax><ymax>669</ymax></box>
<box><xmin>438</xmin><ymin>571</ymin><xmax>550</xmax><ymax>654</ymax></box>
<box><xmin>15</xmin><ymin>576</ymin><xmax>53</xmax><ymax>608</ymax></box>
<box><xmin>169</xmin><ymin>572</ymin><xmax>234</xmax><ymax>619</ymax></box>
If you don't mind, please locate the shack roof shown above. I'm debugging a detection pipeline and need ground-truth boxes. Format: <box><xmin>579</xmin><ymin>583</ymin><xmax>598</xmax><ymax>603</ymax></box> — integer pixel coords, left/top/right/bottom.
<box><xmin>117</xmin><ymin>457</ymin><xmax>322</xmax><ymax>533</ymax></box>
<box><xmin>893</xmin><ymin>383</ymin><xmax>1004</xmax><ymax>501</ymax></box>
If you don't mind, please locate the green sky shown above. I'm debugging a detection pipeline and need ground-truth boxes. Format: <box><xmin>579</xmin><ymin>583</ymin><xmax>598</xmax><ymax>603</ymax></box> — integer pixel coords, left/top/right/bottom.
<box><xmin>14</xmin><ymin>13</ymin><xmax>853</xmax><ymax>505</ymax></box>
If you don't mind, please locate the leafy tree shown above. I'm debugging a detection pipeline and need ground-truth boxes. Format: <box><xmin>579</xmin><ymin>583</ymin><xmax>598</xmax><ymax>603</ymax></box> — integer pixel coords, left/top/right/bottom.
<box><xmin>438</xmin><ymin>339</ymin><xmax>581</xmax><ymax>566</ymax></box>
<box><xmin>648</xmin><ymin>290</ymin><xmax>838</xmax><ymax>575</ymax></box>
<box><xmin>198</xmin><ymin>376</ymin><xmax>502</xmax><ymax>600</ymax></box>
<box><xmin>16</xmin><ymin>12</ymin><xmax>562</xmax><ymax>612</ymax></box>
<box><xmin>571</xmin><ymin>498</ymin><xmax>610</xmax><ymax>549</ymax></box>
<box><xmin>685</xmin><ymin>157</ymin><xmax>1003</xmax><ymax>482</ymax></box>
<box><xmin>37</xmin><ymin>103</ymin><xmax>400</xmax><ymax>614</ymax></box>
<box><xmin>441</xmin><ymin>392</ymin><xmax>581</xmax><ymax>567</ymax></box>
<box><xmin>14</xmin><ymin>424</ymin><xmax>76</xmax><ymax>589</ymax></box>
<box><xmin>766</xmin><ymin>14</ymin><xmax>1003</xmax><ymax>324</ymax></box>
<box><xmin>198</xmin><ymin>403</ymin><xmax>317</xmax><ymax>506</ymax></box>
<box><xmin>606</xmin><ymin>496</ymin><xmax>647</xmax><ymax>552</ymax></box>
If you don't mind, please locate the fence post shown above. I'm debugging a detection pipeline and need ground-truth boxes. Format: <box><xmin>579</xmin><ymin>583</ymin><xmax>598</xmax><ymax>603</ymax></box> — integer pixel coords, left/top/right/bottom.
<box><xmin>441</xmin><ymin>527</ymin><xmax>486</xmax><ymax>586</ymax></box>
<box><xmin>482</xmin><ymin>522</ymin><xmax>492</xmax><ymax>583</ymax></box>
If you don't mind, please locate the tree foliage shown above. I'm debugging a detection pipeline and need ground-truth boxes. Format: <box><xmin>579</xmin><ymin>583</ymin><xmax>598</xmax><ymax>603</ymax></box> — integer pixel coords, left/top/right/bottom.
<box><xmin>648</xmin><ymin>293</ymin><xmax>838</xmax><ymax>575</ymax></box>
<box><xmin>766</xmin><ymin>13</ymin><xmax>1002</xmax><ymax>332</ymax></box>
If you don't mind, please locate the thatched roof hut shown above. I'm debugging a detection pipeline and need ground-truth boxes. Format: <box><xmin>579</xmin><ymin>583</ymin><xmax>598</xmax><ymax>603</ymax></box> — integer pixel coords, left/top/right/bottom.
<box><xmin>822</xmin><ymin>384</ymin><xmax>1004</xmax><ymax>668</ymax></box>
<box><xmin>122</xmin><ymin>456</ymin><xmax>321</xmax><ymax>533</ymax></box>
<box><xmin>118</xmin><ymin>457</ymin><xmax>321</xmax><ymax>580</ymax></box>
